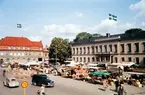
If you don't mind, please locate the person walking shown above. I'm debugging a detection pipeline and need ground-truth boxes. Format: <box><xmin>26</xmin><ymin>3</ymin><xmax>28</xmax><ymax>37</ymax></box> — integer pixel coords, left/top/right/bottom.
<box><xmin>3</xmin><ymin>70</ymin><xmax>6</xmax><ymax>77</ymax></box>
<box><xmin>103</xmin><ymin>77</ymin><xmax>108</xmax><ymax>91</ymax></box>
<box><xmin>39</xmin><ymin>85</ymin><xmax>45</xmax><ymax>95</ymax></box>
<box><xmin>118</xmin><ymin>84</ymin><xmax>124</xmax><ymax>95</ymax></box>
<box><xmin>115</xmin><ymin>79</ymin><xmax>121</xmax><ymax>92</ymax></box>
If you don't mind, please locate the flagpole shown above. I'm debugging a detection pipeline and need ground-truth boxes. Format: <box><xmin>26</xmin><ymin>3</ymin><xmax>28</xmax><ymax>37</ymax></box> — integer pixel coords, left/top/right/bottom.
<box><xmin>108</xmin><ymin>13</ymin><xmax>118</xmax><ymax>63</ymax></box>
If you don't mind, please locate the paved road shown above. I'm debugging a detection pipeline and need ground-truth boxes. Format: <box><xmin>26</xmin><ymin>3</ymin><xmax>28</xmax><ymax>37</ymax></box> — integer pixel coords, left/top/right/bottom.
<box><xmin>0</xmin><ymin>68</ymin><xmax>145</xmax><ymax>95</ymax></box>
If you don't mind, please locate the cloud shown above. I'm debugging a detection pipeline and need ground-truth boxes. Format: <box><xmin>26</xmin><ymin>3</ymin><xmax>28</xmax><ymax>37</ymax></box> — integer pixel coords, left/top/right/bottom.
<box><xmin>75</xmin><ymin>12</ymin><xmax>84</xmax><ymax>17</ymax></box>
<box><xmin>141</xmin><ymin>22</ymin><xmax>145</xmax><ymax>26</ymax></box>
<box><xmin>130</xmin><ymin>0</ymin><xmax>145</xmax><ymax>17</ymax></box>
<box><xmin>29</xmin><ymin>36</ymin><xmax>43</xmax><ymax>41</ymax></box>
<box><xmin>39</xmin><ymin>19</ymin><xmax>142</xmax><ymax>46</ymax></box>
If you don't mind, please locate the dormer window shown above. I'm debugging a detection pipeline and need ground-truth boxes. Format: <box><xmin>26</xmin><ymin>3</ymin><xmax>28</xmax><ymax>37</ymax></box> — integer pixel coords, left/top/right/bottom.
<box><xmin>27</xmin><ymin>47</ymin><xmax>30</xmax><ymax>50</ymax></box>
<box><xmin>8</xmin><ymin>47</ymin><xmax>11</xmax><ymax>49</ymax></box>
<box><xmin>23</xmin><ymin>47</ymin><xmax>25</xmax><ymax>50</ymax></box>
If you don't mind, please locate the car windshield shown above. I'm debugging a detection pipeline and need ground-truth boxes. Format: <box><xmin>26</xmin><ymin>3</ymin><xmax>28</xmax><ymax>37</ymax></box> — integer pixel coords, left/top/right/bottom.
<box><xmin>41</xmin><ymin>75</ymin><xmax>49</xmax><ymax>80</ymax></box>
<box><xmin>11</xmin><ymin>79</ymin><xmax>16</xmax><ymax>81</ymax></box>
<box><xmin>97</xmin><ymin>64</ymin><xmax>105</xmax><ymax>67</ymax></box>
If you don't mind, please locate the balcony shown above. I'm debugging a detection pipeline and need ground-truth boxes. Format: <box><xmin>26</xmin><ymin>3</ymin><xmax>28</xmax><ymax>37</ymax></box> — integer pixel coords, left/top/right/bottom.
<box><xmin>94</xmin><ymin>52</ymin><xmax>112</xmax><ymax>55</ymax></box>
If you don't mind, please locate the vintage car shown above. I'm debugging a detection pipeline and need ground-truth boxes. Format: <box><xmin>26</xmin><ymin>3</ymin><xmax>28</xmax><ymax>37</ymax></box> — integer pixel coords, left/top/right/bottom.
<box><xmin>3</xmin><ymin>76</ymin><xmax>19</xmax><ymax>88</ymax></box>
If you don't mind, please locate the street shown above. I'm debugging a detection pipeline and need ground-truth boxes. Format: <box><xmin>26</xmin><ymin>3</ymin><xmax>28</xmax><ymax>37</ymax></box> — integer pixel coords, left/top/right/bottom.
<box><xmin>0</xmin><ymin>68</ymin><xmax>145</xmax><ymax>95</ymax></box>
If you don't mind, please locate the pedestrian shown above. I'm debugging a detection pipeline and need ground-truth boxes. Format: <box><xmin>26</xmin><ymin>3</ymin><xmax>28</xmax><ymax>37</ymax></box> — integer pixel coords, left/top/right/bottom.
<box><xmin>39</xmin><ymin>85</ymin><xmax>45</xmax><ymax>95</ymax></box>
<box><xmin>118</xmin><ymin>84</ymin><xmax>124</xmax><ymax>95</ymax></box>
<box><xmin>103</xmin><ymin>77</ymin><xmax>108</xmax><ymax>91</ymax></box>
<box><xmin>115</xmin><ymin>79</ymin><xmax>121</xmax><ymax>92</ymax></box>
<box><xmin>3</xmin><ymin>70</ymin><xmax>6</xmax><ymax>77</ymax></box>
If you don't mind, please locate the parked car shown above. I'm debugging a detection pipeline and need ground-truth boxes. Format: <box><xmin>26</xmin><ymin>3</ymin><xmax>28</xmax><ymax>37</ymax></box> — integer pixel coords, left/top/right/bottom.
<box><xmin>3</xmin><ymin>76</ymin><xmax>19</xmax><ymax>88</ymax></box>
<box><xmin>1</xmin><ymin>63</ymin><xmax>9</xmax><ymax>68</ymax></box>
<box><xmin>32</xmin><ymin>74</ymin><xmax>54</xmax><ymax>87</ymax></box>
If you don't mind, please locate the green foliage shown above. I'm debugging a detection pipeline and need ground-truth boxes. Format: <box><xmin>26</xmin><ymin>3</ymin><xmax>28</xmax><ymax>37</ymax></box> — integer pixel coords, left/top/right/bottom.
<box><xmin>73</xmin><ymin>32</ymin><xmax>92</xmax><ymax>42</ymax></box>
<box><xmin>124</xmin><ymin>28</ymin><xmax>145</xmax><ymax>38</ymax></box>
<box><xmin>73</xmin><ymin>32</ymin><xmax>102</xmax><ymax>42</ymax></box>
<box><xmin>92</xmin><ymin>33</ymin><xmax>103</xmax><ymax>38</ymax></box>
<box><xmin>49</xmin><ymin>37</ymin><xmax>71</xmax><ymax>63</ymax></box>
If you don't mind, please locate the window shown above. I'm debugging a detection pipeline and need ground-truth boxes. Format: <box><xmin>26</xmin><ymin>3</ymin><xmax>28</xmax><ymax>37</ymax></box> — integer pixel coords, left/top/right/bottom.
<box><xmin>92</xmin><ymin>57</ymin><xmax>95</xmax><ymax>62</ymax></box>
<box><xmin>88</xmin><ymin>57</ymin><xmax>90</xmax><ymax>62</ymax></box>
<box><xmin>135</xmin><ymin>43</ymin><xmax>139</xmax><ymax>52</ymax></box>
<box><xmin>87</xmin><ymin>47</ymin><xmax>90</xmax><ymax>54</ymax></box>
<box><xmin>128</xmin><ymin>57</ymin><xmax>132</xmax><ymax>62</ymax></box>
<box><xmin>104</xmin><ymin>45</ymin><xmax>107</xmax><ymax>52</ymax></box>
<box><xmin>136</xmin><ymin>57</ymin><xmax>139</xmax><ymax>64</ymax></box>
<box><xmin>22</xmin><ymin>53</ymin><xmax>24</xmax><ymax>56</ymax></box>
<box><xmin>99</xmin><ymin>45</ymin><xmax>102</xmax><ymax>52</ymax></box>
<box><xmin>84</xmin><ymin>57</ymin><xmax>86</xmax><ymax>62</ymax></box>
<box><xmin>0</xmin><ymin>52</ymin><xmax>4</xmax><ymax>55</ymax></box>
<box><xmin>115</xmin><ymin>57</ymin><xmax>118</xmax><ymax>63</ymax></box>
<box><xmin>127</xmin><ymin>43</ymin><xmax>131</xmax><ymax>53</ymax></box>
<box><xmin>121</xmin><ymin>44</ymin><xmax>124</xmax><ymax>53</ymax></box>
<box><xmin>109</xmin><ymin>45</ymin><xmax>112</xmax><ymax>52</ymax></box>
<box><xmin>80</xmin><ymin>48</ymin><xmax>82</xmax><ymax>54</ymax></box>
<box><xmin>73</xmin><ymin>57</ymin><xmax>75</xmax><ymax>61</ymax></box>
<box><xmin>18</xmin><ymin>53</ymin><xmax>20</xmax><ymax>56</ymax></box>
<box><xmin>91</xmin><ymin>46</ymin><xmax>94</xmax><ymax>54</ymax></box>
<box><xmin>96</xmin><ymin>57</ymin><xmax>99</xmax><ymax>61</ymax></box>
<box><xmin>122</xmin><ymin>57</ymin><xmax>125</xmax><ymax>62</ymax></box>
<box><xmin>23</xmin><ymin>47</ymin><xmax>25</xmax><ymax>50</ymax></box>
<box><xmin>80</xmin><ymin>57</ymin><xmax>82</xmax><ymax>62</ymax></box>
<box><xmin>83</xmin><ymin>47</ymin><xmax>86</xmax><ymax>54</ymax></box>
<box><xmin>13</xmin><ymin>47</ymin><xmax>16</xmax><ymax>49</ymax></box>
<box><xmin>40</xmin><ymin>48</ymin><xmax>42</xmax><ymax>50</ymax></box>
<box><xmin>76</xmin><ymin>48</ymin><xmax>78</xmax><ymax>54</ymax></box>
<box><xmin>96</xmin><ymin>46</ymin><xmax>98</xmax><ymax>52</ymax></box>
<box><xmin>14</xmin><ymin>53</ymin><xmax>16</xmax><ymax>56</ymax></box>
<box><xmin>114</xmin><ymin>45</ymin><xmax>117</xmax><ymax>53</ymax></box>
<box><xmin>77</xmin><ymin>57</ymin><xmax>78</xmax><ymax>62</ymax></box>
<box><xmin>9</xmin><ymin>53</ymin><xmax>13</xmax><ymax>55</ymax></box>
<box><xmin>18</xmin><ymin>47</ymin><xmax>20</xmax><ymax>49</ymax></box>
<box><xmin>73</xmin><ymin>48</ymin><xmax>75</xmax><ymax>54</ymax></box>
<box><xmin>8</xmin><ymin>47</ymin><xmax>11</xmax><ymax>49</ymax></box>
<box><xmin>28</xmin><ymin>47</ymin><xmax>30</xmax><ymax>50</ymax></box>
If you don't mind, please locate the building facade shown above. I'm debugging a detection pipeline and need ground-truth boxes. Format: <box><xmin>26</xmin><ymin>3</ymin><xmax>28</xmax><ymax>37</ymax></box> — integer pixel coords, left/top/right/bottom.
<box><xmin>0</xmin><ymin>36</ymin><xmax>49</xmax><ymax>63</ymax></box>
<box><xmin>71</xmin><ymin>33</ymin><xmax>145</xmax><ymax>65</ymax></box>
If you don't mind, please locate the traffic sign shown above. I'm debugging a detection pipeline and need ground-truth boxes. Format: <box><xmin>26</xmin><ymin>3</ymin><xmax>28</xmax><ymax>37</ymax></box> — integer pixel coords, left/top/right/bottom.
<box><xmin>21</xmin><ymin>81</ymin><xmax>28</xmax><ymax>88</ymax></box>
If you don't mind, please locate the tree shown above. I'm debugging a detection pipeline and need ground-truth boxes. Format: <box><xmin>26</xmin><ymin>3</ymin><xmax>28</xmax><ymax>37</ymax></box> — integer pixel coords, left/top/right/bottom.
<box><xmin>73</xmin><ymin>32</ymin><xmax>92</xmax><ymax>42</ymax></box>
<box><xmin>125</xmin><ymin>28</ymin><xmax>145</xmax><ymax>37</ymax></box>
<box><xmin>49</xmin><ymin>37</ymin><xmax>71</xmax><ymax>64</ymax></box>
<box><xmin>92</xmin><ymin>33</ymin><xmax>103</xmax><ymax>38</ymax></box>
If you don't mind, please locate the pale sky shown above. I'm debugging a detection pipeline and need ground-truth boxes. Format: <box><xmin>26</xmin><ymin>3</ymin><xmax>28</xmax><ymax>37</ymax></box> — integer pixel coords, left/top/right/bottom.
<box><xmin>0</xmin><ymin>0</ymin><xmax>145</xmax><ymax>46</ymax></box>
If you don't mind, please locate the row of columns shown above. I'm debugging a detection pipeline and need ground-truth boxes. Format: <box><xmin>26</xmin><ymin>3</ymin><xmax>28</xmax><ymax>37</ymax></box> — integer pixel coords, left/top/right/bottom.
<box><xmin>72</xmin><ymin>42</ymin><xmax>145</xmax><ymax>55</ymax></box>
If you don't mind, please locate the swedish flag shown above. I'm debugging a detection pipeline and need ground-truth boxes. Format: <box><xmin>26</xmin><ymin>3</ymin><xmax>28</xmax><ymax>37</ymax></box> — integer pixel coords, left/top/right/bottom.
<box><xmin>17</xmin><ymin>24</ymin><xmax>22</xmax><ymax>28</ymax></box>
<box><xmin>109</xmin><ymin>14</ymin><xmax>117</xmax><ymax>21</ymax></box>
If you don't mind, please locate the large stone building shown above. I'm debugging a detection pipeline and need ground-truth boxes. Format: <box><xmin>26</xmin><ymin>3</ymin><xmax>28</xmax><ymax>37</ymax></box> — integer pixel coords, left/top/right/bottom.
<box><xmin>0</xmin><ymin>36</ymin><xmax>49</xmax><ymax>63</ymax></box>
<box><xmin>71</xmin><ymin>33</ymin><xmax>145</xmax><ymax>65</ymax></box>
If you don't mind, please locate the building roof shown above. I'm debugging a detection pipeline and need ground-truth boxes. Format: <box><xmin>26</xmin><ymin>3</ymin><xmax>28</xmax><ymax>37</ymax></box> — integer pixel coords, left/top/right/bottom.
<box><xmin>0</xmin><ymin>36</ymin><xmax>43</xmax><ymax>47</ymax></box>
<box><xmin>71</xmin><ymin>32</ymin><xmax>145</xmax><ymax>46</ymax></box>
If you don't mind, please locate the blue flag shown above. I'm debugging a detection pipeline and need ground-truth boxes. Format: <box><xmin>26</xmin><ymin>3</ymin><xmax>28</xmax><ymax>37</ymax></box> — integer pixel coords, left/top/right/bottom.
<box><xmin>17</xmin><ymin>24</ymin><xmax>22</xmax><ymax>28</ymax></box>
<box><xmin>109</xmin><ymin>14</ymin><xmax>117</xmax><ymax>21</ymax></box>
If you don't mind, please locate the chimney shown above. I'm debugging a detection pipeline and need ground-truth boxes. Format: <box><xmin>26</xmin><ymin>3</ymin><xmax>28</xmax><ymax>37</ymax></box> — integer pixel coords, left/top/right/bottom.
<box><xmin>106</xmin><ymin>33</ymin><xmax>110</xmax><ymax>37</ymax></box>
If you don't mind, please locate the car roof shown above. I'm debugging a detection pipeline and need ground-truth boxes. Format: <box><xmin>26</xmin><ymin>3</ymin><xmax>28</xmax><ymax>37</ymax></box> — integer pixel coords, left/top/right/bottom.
<box><xmin>6</xmin><ymin>76</ymin><xmax>16</xmax><ymax>80</ymax></box>
<box><xmin>33</xmin><ymin>74</ymin><xmax>47</xmax><ymax>76</ymax></box>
